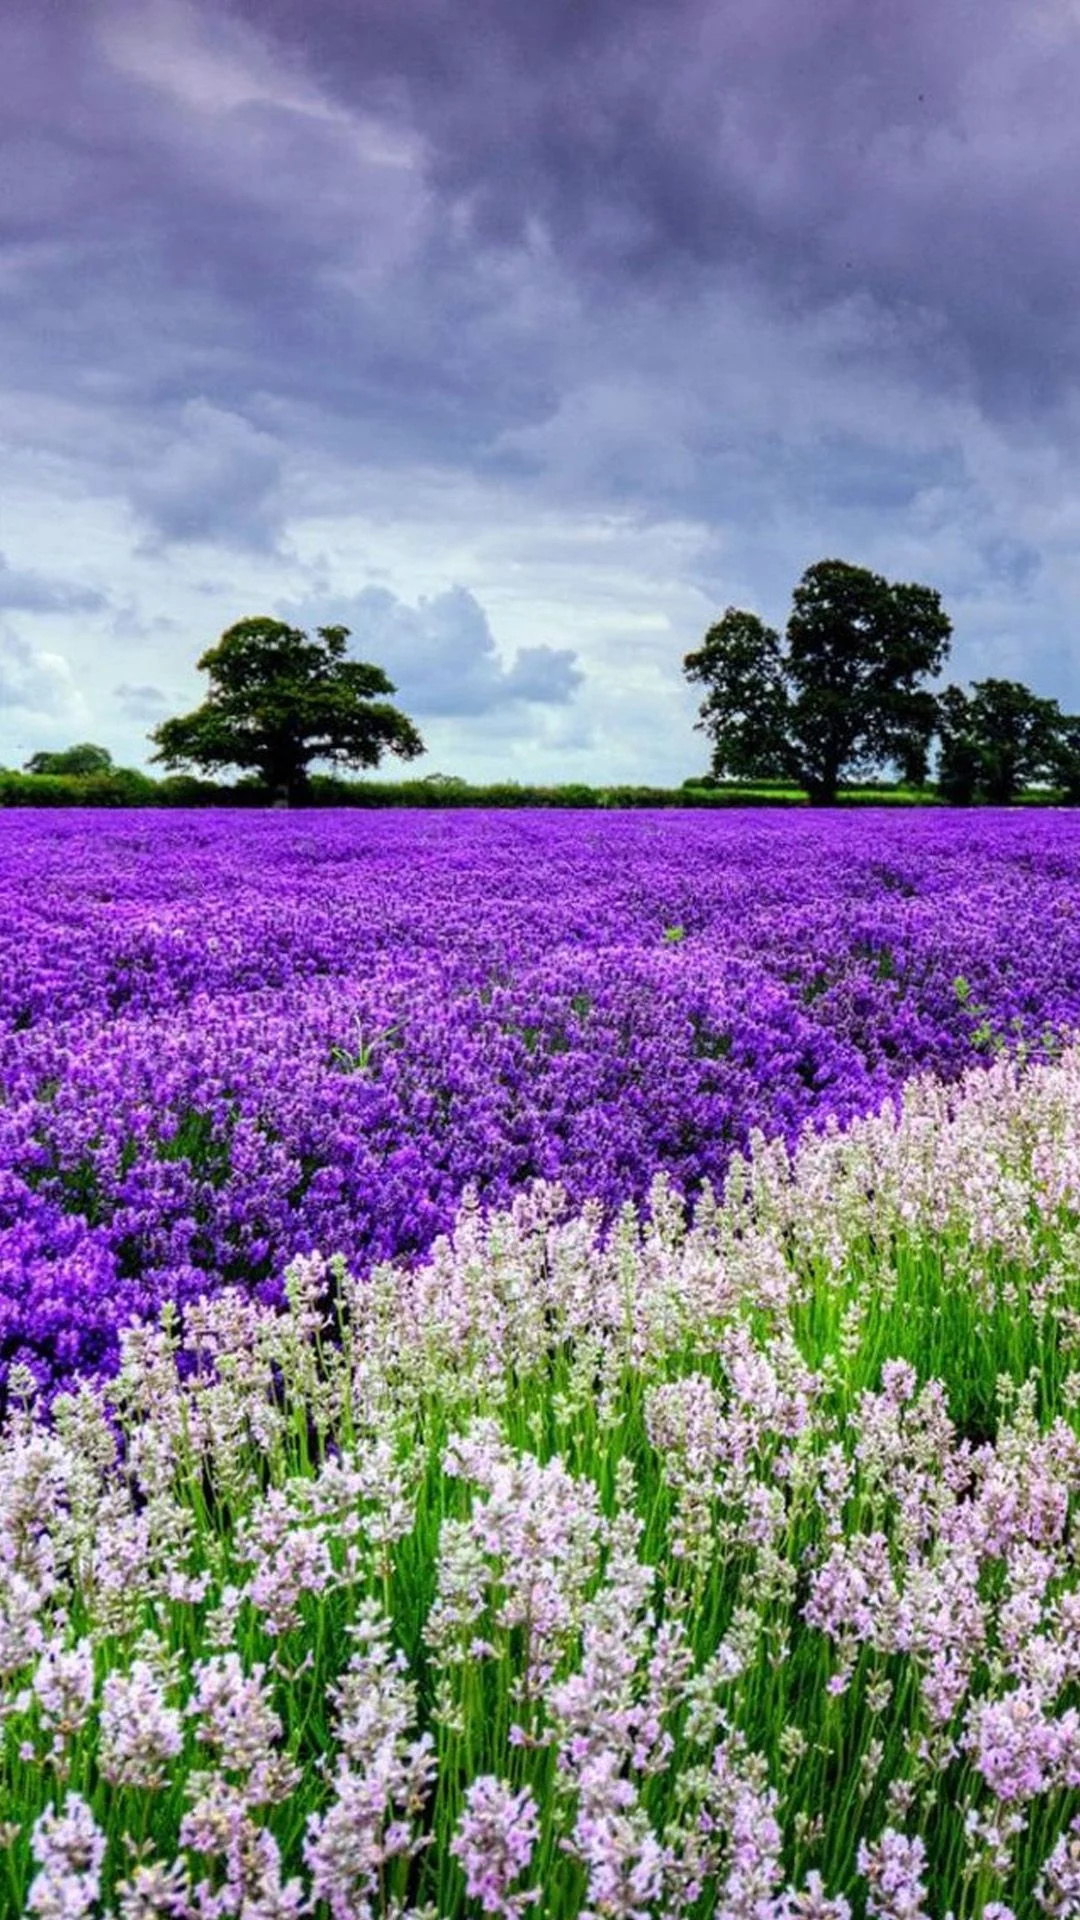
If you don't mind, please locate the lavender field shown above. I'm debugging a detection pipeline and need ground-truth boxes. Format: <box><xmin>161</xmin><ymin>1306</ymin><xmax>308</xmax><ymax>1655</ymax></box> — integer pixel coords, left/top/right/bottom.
<box><xmin>8</xmin><ymin>808</ymin><xmax>1080</xmax><ymax>1918</ymax></box>
<box><xmin>5</xmin><ymin>806</ymin><xmax>1080</xmax><ymax>1398</ymax></box>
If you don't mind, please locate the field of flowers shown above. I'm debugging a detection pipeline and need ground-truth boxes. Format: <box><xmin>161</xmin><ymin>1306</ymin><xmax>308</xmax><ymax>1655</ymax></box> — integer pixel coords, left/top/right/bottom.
<box><xmin>6</xmin><ymin>809</ymin><xmax>1080</xmax><ymax>1917</ymax></box>
<box><xmin>6</xmin><ymin>808</ymin><xmax>1080</xmax><ymax>1396</ymax></box>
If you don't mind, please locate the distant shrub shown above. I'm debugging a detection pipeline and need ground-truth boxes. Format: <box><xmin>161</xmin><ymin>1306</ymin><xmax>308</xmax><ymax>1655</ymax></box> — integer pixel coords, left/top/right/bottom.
<box><xmin>23</xmin><ymin>742</ymin><xmax>114</xmax><ymax>777</ymax></box>
<box><xmin>77</xmin><ymin>768</ymin><xmax>159</xmax><ymax>806</ymax></box>
<box><xmin>157</xmin><ymin>773</ymin><xmax>247</xmax><ymax>807</ymax></box>
<box><xmin>0</xmin><ymin>768</ymin><xmax>1063</xmax><ymax>810</ymax></box>
<box><xmin>0</xmin><ymin>772</ymin><xmax>76</xmax><ymax>807</ymax></box>
<box><xmin>838</xmin><ymin>788</ymin><xmax>943</xmax><ymax>807</ymax></box>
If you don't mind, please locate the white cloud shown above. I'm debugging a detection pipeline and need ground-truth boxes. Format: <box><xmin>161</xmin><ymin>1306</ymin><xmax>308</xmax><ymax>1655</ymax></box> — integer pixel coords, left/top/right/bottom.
<box><xmin>0</xmin><ymin>628</ymin><xmax>81</xmax><ymax>716</ymax></box>
<box><xmin>114</xmin><ymin>680</ymin><xmax>171</xmax><ymax>720</ymax></box>
<box><xmin>0</xmin><ymin>626</ymin><xmax>85</xmax><ymax>765</ymax></box>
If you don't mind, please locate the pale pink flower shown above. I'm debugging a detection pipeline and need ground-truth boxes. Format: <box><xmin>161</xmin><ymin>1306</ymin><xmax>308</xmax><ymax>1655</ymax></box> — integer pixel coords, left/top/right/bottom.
<box><xmin>100</xmin><ymin>1658</ymin><xmax>184</xmax><ymax>1790</ymax></box>
<box><xmin>113</xmin><ymin>1855</ymin><xmax>191</xmax><ymax>1919</ymax></box>
<box><xmin>27</xmin><ymin>1793</ymin><xmax>106</xmax><ymax>1919</ymax></box>
<box><xmin>450</xmin><ymin>1775</ymin><xmax>540</xmax><ymax>1917</ymax></box>
<box><xmin>783</xmin><ymin>1871</ymin><xmax>853</xmax><ymax>1919</ymax></box>
<box><xmin>1037</xmin><ymin>1817</ymin><xmax>1080</xmax><ymax>1916</ymax></box>
<box><xmin>302</xmin><ymin>1740</ymin><xmax>436</xmax><ymax>1919</ymax></box>
<box><xmin>857</xmin><ymin>1829</ymin><xmax>930</xmax><ymax>1920</ymax></box>
<box><xmin>968</xmin><ymin>1687</ymin><xmax>1063</xmax><ymax>1803</ymax></box>
<box><xmin>567</xmin><ymin>1749</ymin><xmax>664</xmax><ymax>1920</ymax></box>
<box><xmin>189</xmin><ymin>1653</ymin><xmax>280</xmax><ymax>1772</ymax></box>
<box><xmin>32</xmin><ymin>1636</ymin><xmax>96</xmax><ymax>1756</ymax></box>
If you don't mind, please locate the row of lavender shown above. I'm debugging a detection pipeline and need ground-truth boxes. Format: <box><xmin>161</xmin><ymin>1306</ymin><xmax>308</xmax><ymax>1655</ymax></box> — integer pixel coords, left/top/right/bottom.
<box><xmin>4</xmin><ymin>807</ymin><xmax>1080</xmax><ymax>1394</ymax></box>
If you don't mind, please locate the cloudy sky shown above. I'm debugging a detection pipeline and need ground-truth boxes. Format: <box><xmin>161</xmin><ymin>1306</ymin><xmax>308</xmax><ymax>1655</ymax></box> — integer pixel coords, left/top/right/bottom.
<box><xmin>3</xmin><ymin>0</ymin><xmax>1079</xmax><ymax>782</ymax></box>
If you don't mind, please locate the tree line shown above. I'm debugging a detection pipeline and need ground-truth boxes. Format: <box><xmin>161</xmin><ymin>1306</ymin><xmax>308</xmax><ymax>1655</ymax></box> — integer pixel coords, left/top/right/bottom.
<box><xmin>684</xmin><ymin>557</ymin><xmax>1077</xmax><ymax>806</ymax></box>
<box><xmin>16</xmin><ymin>574</ymin><xmax>1080</xmax><ymax>805</ymax></box>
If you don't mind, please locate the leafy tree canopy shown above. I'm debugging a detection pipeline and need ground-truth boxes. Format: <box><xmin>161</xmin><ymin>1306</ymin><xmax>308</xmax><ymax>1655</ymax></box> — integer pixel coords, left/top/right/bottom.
<box><xmin>1049</xmin><ymin>715</ymin><xmax>1080</xmax><ymax>805</ymax></box>
<box><xmin>24</xmin><ymin>743</ymin><xmax>114</xmax><ymax>778</ymax></box>
<box><xmin>937</xmin><ymin>678</ymin><xmax>1064</xmax><ymax>805</ymax></box>
<box><xmin>685</xmin><ymin>559</ymin><xmax>952</xmax><ymax>804</ymax></box>
<box><xmin>149</xmin><ymin>617</ymin><xmax>424</xmax><ymax>804</ymax></box>
<box><xmin>683</xmin><ymin>610</ymin><xmax>798</xmax><ymax>786</ymax></box>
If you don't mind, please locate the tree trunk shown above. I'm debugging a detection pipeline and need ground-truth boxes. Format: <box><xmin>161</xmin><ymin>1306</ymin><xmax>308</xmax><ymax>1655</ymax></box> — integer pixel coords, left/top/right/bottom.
<box><xmin>806</xmin><ymin>771</ymin><xmax>839</xmax><ymax>806</ymax></box>
<box><xmin>263</xmin><ymin>749</ymin><xmax>310</xmax><ymax>808</ymax></box>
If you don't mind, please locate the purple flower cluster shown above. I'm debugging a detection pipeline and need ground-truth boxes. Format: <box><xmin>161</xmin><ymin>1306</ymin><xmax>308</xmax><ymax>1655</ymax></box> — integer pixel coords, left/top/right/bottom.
<box><xmin>4</xmin><ymin>806</ymin><xmax>1080</xmax><ymax>1394</ymax></box>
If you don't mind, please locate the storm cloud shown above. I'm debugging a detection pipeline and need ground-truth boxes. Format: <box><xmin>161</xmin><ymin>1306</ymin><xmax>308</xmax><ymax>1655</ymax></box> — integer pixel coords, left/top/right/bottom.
<box><xmin>2</xmin><ymin>0</ymin><xmax>1079</xmax><ymax>775</ymax></box>
<box><xmin>283</xmin><ymin>585</ymin><xmax>582</xmax><ymax>718</ymax></box>
<box><xmin>0</xmin><ymin>555</ymin><xmax>106</xmax><ymax>615</ymax></box>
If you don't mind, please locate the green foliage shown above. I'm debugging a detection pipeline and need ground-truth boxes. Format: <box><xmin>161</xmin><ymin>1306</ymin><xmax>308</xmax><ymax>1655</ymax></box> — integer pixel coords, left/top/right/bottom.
<box><xmin>0</xmin><ymin>772</ymin><xmax>1052</xmax><ymax>812</ymax></box>
<box><xmin>786</xmin><ymin>561</ymin><xmax>950</xmax><ymax>802</ymax></box>
<box><xmin>685</xmin><ymin>559</ymin><xmax>952</xmax><ymax>804</ymax></box>
<box><xmin>23</xmin><ymin>742</ymin><xmax>114</xmax><ymax>777</ymax></box>
<box><xmin>79</xmin><ymin>766</ymin><xmax>159</xmax><ymax>805</ymax></box>
<box><xmin>1048</xmin><ymin>714</ymin><xmax>1080</xmax><ymax>803</ymax></box>
<box><xmin>419</xmin><ymin>771</ymin><xmax>470</xmax><ymax>791</ymax></box>
<box><xmin>149</xmin><ymin>616</ymin><xmax>425</xmax><ymax>804</ymax></box>
<box><xmin>328</xmin><ymin>1017</ymin><xmax>402</xmax><ymax>1075</ymax></box>
<box><xmin>683</xmin><ymin>608</ymin><xmax>797</xmax><ymax>784</ymax></box>
<box><xmin>155</xmin><ymin>772</ymin><xmax>260</xmax><ymax>807</ymax></box>
<box><xmin>937</xmin><ymin>677</ymin><xmax>1064</xmax><ymax>804</ymax></box>
<box><xmin>0</xmin><ymin>772</ymin><xmax>77</xmax><ymax>808</ymax></box>
<box><xmin>0</xmin><ymin>768</ymin><xmax>159</xmax><ymax>808</ymax></box>
<box><xmin>935</xmin><ymin>688</ymin><xmax>983</xmax><ymax>805</ymax></box>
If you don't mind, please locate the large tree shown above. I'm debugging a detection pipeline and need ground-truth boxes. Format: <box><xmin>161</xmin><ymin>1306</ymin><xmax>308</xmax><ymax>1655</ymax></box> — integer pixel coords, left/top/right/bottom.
<box><xmin>936</xmin><ymin>677</ymin><xmax>1064</xmax><ymax>804</ymax></box>
<box><xmin>684</xmin><ymin>559</ymin><xmax>952</xmax><ymax>803</ymax></box>
<box><xmin>150</xmin><ymin>617</ymin><xmax>424</xmax><ymax>804</ymax></box>
<box><xmin>682</xmin><ymin>609</ymin><xmax>799</xmax><ymax>785</ymax></box>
